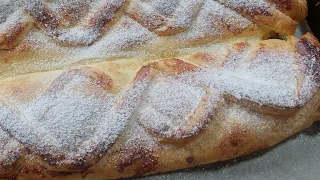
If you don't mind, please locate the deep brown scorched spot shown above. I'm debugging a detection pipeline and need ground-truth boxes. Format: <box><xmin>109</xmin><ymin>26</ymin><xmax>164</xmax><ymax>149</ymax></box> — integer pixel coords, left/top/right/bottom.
<box><xmin>118</xmin><ymin>148</ymin><xmax>159</xmax><ymax>176</ymax></box>
<box><xmin>270</xmin><ymin>0</ymin><xmax>293</xmax><ymax>11</ymax></box>
<box><xmin>186</xmin><ymin>156</ymin><xmax>194</xmax><ymax>164</ymax></box>
<box><xmin>295</xmin><ymin>36</ymin><xmax>320</xmax><ymax>84</ymax></box>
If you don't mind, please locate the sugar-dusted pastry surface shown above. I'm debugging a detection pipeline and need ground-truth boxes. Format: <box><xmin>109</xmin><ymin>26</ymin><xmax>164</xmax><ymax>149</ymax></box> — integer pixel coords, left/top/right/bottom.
<box><xmin>0</xmin><ymin>0</ymin><xmax>318</xmax><ymax>179</ymax></box>
<box><xmin>0</xmin><ymin>33</ymin><xmax>319</xmax><ymax>179</ymax></box>
<box><xmin>0</xmin><ymin>0</ymin><xmax>307</xmax><ymax>79</ymax></box>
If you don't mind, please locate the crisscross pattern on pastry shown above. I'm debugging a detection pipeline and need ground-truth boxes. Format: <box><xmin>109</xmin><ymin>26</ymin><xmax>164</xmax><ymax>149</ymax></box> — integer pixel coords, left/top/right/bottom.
<box><xmin>0</xmin><ymin>33</ymin><xmax>319</xmax><ymax>179</ymax></box>
<box><xmin>0</xmin><ymin>1</ymin><xmax>319</xmax><ymax>179</ymax></box>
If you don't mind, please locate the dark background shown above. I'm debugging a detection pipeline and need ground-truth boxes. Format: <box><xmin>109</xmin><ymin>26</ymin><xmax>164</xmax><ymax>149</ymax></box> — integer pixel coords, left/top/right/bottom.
<box><xmin>307</xmin><ymin>0</ymin><xmax>320</xmax><ymax>39</ymax></box>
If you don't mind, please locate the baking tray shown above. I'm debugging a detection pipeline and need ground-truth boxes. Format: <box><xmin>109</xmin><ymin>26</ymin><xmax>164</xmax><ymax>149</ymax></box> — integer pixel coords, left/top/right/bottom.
<box><xmin>307</xmin><ymin>0</ymin><xmax>320</xmax><ymax>40</ymax></box>
<box><xmin>132</xmin><ymin>22</ymin><xmax>320</xmax><ymax>180</ymax></box>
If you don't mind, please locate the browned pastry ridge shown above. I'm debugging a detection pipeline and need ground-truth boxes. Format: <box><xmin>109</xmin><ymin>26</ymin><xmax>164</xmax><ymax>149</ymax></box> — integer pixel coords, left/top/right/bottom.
<box><xmin>0</xmin><ymin>0</ymin><xmax>319</xmax><ymax>180</ymax></box>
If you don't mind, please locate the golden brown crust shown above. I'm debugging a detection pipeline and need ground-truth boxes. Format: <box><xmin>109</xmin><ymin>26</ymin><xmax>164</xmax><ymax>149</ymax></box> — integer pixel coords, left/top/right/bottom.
<box><xmin>267</xmin><ymin>0</ymin><xmax>307</xmax><ymax>21</ymax></box>
<box><xmin>0</xmin><ymin>0</ymin><xmax>307</xmax><ymax>80</ymax></box>
<box><xmin>0</xmin><ymin>1</ymin><xmax>317</xmax><ymax>179</ymax></box>
<box><xmin>0</xmin><ymin>15</ymin><xmax>33</xmax><ymax>50</ymax></box>
<box><xmin>214</xmin><ymin>0</ymin><xmax>299</xmax><ymax>35</ymax></box>
<box><xmin>0</xmin><ymin>33</ymin><xmax>320</xmax><ymax>179</ymax></box>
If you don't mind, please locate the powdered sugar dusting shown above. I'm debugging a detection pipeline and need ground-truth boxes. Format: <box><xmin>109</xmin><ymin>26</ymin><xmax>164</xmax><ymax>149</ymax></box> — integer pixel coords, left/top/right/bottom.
<box><xmin>178</xmin><ymin>0</ymin><xmax>254</xmax><ymax>41</ymax></box>
<box><xmin>0</xmin><ymin>96</ymin><xmax>24</xmax><ymax>167</ymax></box>
<box><xmin>0</xmin><ymin>67</ymin><xmax>160</xmax><ymax>165</ymax></box>
<box><xmin>1</xmin><ymin>37</ymin><xmax>319</xmax><ymax>166</ymax></box>
<box><xmin>130</xmin><ymin>45</ymin><xmax>318</xmax><ymax>140</ymax></box>
<box><xmin>122</xmin><ymin>120</ymin><xmax>158</xmax><ymax>150</ymax></box>
<box><xmin>218</xmin><ymin>0</ymin><xmax>272</xmax><ymax>16</ymax></box>
<box><xmin>0</xmin><ymin>0</ymin><xmax>318</xmax><ymax>173</ymax></box>
<box><xmin>0</xmin><ymin>10</ymin><xmax>27</xmax><ymax>32</ymax></box>
<box><xmin>0</xmin><ymin>129</ymin><xmax>22</xmax><ymax>167</ymax></box>
<box><xmin>47</xmin><ymin>0</ymin><xmax>94</xmax><ymax>27</ymax></box>
<box><xmin>0</xmin><ymin>0</ymin><xmax>279</xmax><ymax>79</ymax></box>
<box><xmin>25</xmin><ymin>0</ymin><xmax>124</xmax><ymax>46</ymax></box>
<box><xmin>0</xmin><ymin>0</ymin><xmax>262</xmax><ymax>52</ymax></box>
<box><xmin>0</xmin><ymin>70</ymin><xmax>130</xmax><ymax>165</ymax></box>
<box><xmin>0</xmin><ymin>0</ymin><xmax>289</xmax><ymax>55</ymax></box>
<box><xmin>55</xmin><ymin>27</ymin><xmax>100</xmax><ymax>46</ymax></box>
<box><xmin>78</xmin><ymin>16</ymin><xmax>154</xmax><ymax>58</ymax></box>
<box><xmin>147</xmin><ymin>0</ymin><xmax>180</xmax><ymax>17</ymax></box>
<box><xmin>216</xmin><ymin>51</ymin><xmax>299</xmax><ymax>107</ymax></box>
<box><xmin>149</xmin><ymin>0</ymin><xmax>204</xmax><ymax>32</ymax></box>
<box><xmin>137</xmin><ymin>76</ymin><xmax>208</xmax><ymax>139</ymax></box>
<box><xmin>189</xmin><ymin>47</ymin><xmax>313</xmax><ymax>108</ymax></box>
<box><xmin>0</xmin><ymin>0</ymin><xmax>15</xmax><ymax>23</ymax></box>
